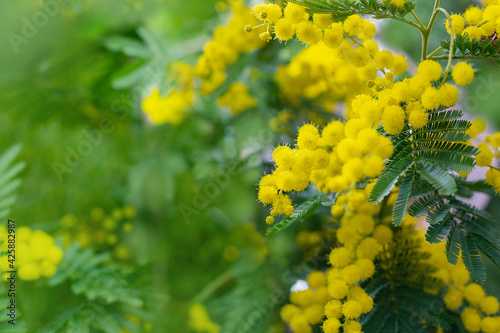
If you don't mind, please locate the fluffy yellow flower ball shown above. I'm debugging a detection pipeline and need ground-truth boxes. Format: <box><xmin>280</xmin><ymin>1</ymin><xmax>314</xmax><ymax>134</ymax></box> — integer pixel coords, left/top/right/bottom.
<box><xmin>324</xmin><ymin>300</ymin><xmax>343</xmax><ymax>319</ymax></box>
<box><xmin>296</xmin><ymin>21</ymin><xmax>321</xmax><ymax>45</ymax></box>
<box><xmin>446</xmin><ymin>14</ymin><xmax>465</xmax><ymax>34</ymax></box>
<box><xmin>253</xmin><ymin>4</ymin><xmax>282</xmax><ymax>22</ymax></box>
<box><xmin>481</xmin><ymin>296</ymin><xmax>500</xmax><ymax>315</ymax></box>
<box><xmin>328</xmin><ymin>279</ymin><xmax>349</xmax><ymax>299</ymax></box>
<box><xmin>284</xmin><ymin>2</ymin><xmax>306</xmax><ymax>24</ymax></box>
<box><xmin>307</xmin><ymin>270</ymin><xmax>327</xmax><ymax>289</ymax></box>
<box><xmin>461</xmin><ymin>307</ymin><xmax>482</xmax><ymax>333</ymax></box>
<box><xmin>329</xmin><ymin>247</ymin><xmax>354</xmax><ymax>268</ymax></box>
<box><xmin>356</xmin><ymin>258</ymin><xmax>375</xmax><ymax>279</ymax></box>
<box><xmin>342</xmin><ymin>264</ymin><xmax>362</xmax><ymax>285</ymax></box>
<box><xmin>342</xmin><ymin>300</ymin><xmax>363</xmax><ymax>319</ymax></box>
<box><xmin>280</xmin><ymin>304</ymin><xmax>301</xmax><ymax>323</ymax></box>
<box><xmin>453</xmin><ymin>62</ymin><xmax>475</xmax><ymax>86</ymax></box>
<box><xmin>464</xmin><ymin>7</ymin><xmax>483</xmax><ymax>25</ymax></box>
<box><xmin>417</xmin><ymin>60</ymin><xmax>443</xmax><ymax>82</ymax></box>
<box><xmin>382</xmin><ymin>105</ymin><xmax>406</xmax><ymax>135</ymax></box>
<box><xmin>290</xmin><ymin>315</ymin><xmax>312</xmax><ymax>333</ymax></box>
<box><xmin>464</xmin><ymin>283</ymin><xmax>486</xmax><ymax>305</ymax></box>
<box><xmin>444</xmin><ymin>286</ymin><xmax>464</xmax><ymax>310</ymax></box>
<box><xmin>274</xmin><ymin>18</ymin><xmax>295</xmax><ymax>41</ymax></box>
<box><xmin>468</xmin><ymin>118</ymin><xmax>487</xmax><ymax>138</ymax></box>
<box><xmin>322</xmin><ymin>318</ymin><xmax>341</xmax><ymax>333</ymax></box>
<box><xmin>476</xmin><ymin>143</ymin><xmax>494</xmax><ymax>167</ymax></box>
<box><xmin>356</xmin><ymin>237</ymin><xmax>382</xmax><ymax>260</ymax></box>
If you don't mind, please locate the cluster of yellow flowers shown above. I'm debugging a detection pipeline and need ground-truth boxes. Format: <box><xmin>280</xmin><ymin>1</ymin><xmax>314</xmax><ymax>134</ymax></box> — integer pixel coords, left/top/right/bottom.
<box><xmin>280</xmin><ymin>185</ymin><xmax>398</xmax><ymax>333</ymax></box>
<box><xmin>256</xmin><ymin>4</ymin><xmax>406</xmax><ymax>109</ymax></box>
<box><xmin>424</xmin><ymin>240</ymin><xmax>500</xmax><ymax>333</ymax></box>
<box><xmin>463</xmin><ymin>117</ymin><xmax>500</xmax><ymax>192</ymax></box>
<box><xmin>188</xmin><ymin>303</ymin><xmax>219</xmax><ymax>333</ymax></box>
<box><xmin>195</xmin><ymin>0</ymin><xmax>265</xmax><ymax>96</ymax></box>
<box><xmin>446</xmin><ymin>1</ymin><xmax>500</xmax><ymax>42</ymax></box>
<box><xmin>253</xmin><ymin>3</ymin><xmax>478</xmax><ymax>137</ymax></box>
<box><xmin>142</xmin><ymin>62</ymin><xmax>195</xmax><ymax>125</ymax></box>
<box><xmin>280</xmin><ymin>270</ymin><xmax>330</xmax><ymax>333</ymax></box>
<box><xmin>0</xmin><ymin>226</ymin><xmax>63</xmax><ymax>281</ymax></box>
<box><xmin>217</xmin><ymin>82</ymin><xmax>257</xmax><ymax>115</ymax></box>
<box><xmin>258</xmin><ymin>118</ymin><xmax>393</xmax><ymax>224</ymax></box>
<box><xmin>58</xmin><ymin>205</ymin><xmax>135</xmax><ymax>261</ymax></box>
<box><xmin>142</xmin><ymin>0</ymin><xmax>264</xmax><ymax>125</ymax></box>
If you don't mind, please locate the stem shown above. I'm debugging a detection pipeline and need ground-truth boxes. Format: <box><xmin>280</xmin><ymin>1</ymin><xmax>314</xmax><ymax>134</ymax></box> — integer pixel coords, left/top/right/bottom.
<box><xmin>410</xmin><ymin>10</ymin><xmax>426</xmax><ymax>30</ymax></box>
<box><xmin>429</xmin><ymin>55</ymin><xmax>500</xmax><ymax>63</ymax></box>
<box><xmin>421</xmin><ymin>0</ymin><xmax>442</xmax><ymax>61</ymax></box>
<box><xmin>436</xmin><ymin>7</ymin><xmax>455</xmax><ymax>87</ymax></box>
<box><xmin>427</xmin><ymin>46</ymin><xmax>443</xmax><ymax>58</ymax></box>
<box><xmin>346</xmin><ymin>35</ymin><xmax>363</xmax><ymax>47</ymax></box>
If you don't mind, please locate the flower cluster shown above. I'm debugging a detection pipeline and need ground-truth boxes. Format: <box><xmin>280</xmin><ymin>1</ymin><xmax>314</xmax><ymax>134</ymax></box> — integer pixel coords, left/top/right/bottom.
<box><xmin>280</xmin><ymin>270</ymin><xmax>330</xmax><ymax>333</ymax></box>
<box><xmin>260</xmin><ymin>7</ymin><xmax>408</xmax><ymax>109</ymax></box>
<box><xmin>280</xmin><ymin>185</ymin><xmax>398</xmax><ymax>333</ymax></box>
<box><xmin>142</xmin><ymin>0</ymin><xmax>265</xmax><ymax>125</ymax></box>
<box><xmin>351</xmin><ymin>58</ymin><xmax>472</xmax><ymax>135</ymax></box>
<box><xmin>217</xmin><ymin>82</ymin><xmax>257</xmax><ymax>115</ymax></box>
<box><xmin>423</xmin><ymin>240</ymin><xmax>500</xmax><ymax>333</ymax></box>
<box><xmin>195</xmin><ymin>0</ymin><xmax>265</xmax><ymax>96</ymax></box>
<box><xmin>464</xmin><ymin>117</ymin><xmax>500</xmax><ymax>192</ymax></box>
<box><xmin>142</xmin><ymin>62</ymin><xmax>194</xmax><ymax>125</ymax></box>
<box><xmin>58</xmin><ymin>205</ymin><xmax>135</xmax><ymax>261</ymax></box>
<box><xmin>252</xmin><ymin>4</ymin><xmax>476</xmax><ymax>138</ymax></box>
<box><xmin>0</xmin><ymin>226</ymin><xmax>63</xmax><ymax>281</ymax></box>
<box><xmin>446</xmin><ymin>1</ymin><xmax>500</xmax><ymax>42</ymax></box>
<box><xmin>258</xmin><ymin>118</ymin><xmax>393</xmax><ymax>224</ymax></box>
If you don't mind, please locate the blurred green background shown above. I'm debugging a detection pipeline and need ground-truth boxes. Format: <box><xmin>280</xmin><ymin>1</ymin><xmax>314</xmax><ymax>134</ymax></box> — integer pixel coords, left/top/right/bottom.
<box><xmin>1</xmin><ymin>0</ymin><xmax>500</xmax><ymax>332</ymax></box>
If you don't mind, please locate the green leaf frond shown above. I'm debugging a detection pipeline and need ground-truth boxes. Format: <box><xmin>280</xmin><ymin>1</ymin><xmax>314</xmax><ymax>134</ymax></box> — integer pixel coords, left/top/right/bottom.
<box><xmin>265</xmin><ymin>194</ymin><xmax>331</xmax><ymax>236</ymax></box>
<box><xmin>287</xmin><ymin>0</ymin><xmax>417</xmax><ymax>22</ymax></box>
<box><xmin>362</xmin><ymin>231</ymin><xmax>449</xmax><ymax>332</ymax></box>
<box><xmin>439</xmin><ymin>34</ymin><xmax>500</xmax><ymax>62</ymax></box>
<box><xmin>49</xmin><ymin>242</ymin><xmax>144</xmax><ymax>307</ymax></box>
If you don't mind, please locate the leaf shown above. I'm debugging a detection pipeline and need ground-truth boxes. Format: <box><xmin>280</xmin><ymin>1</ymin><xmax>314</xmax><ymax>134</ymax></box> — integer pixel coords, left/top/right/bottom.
<box><xmin>408</xmin><ymin>193</ymin><xmax>437</xmax><ymax>217</ymax></box>
<box><xmin>461</xmin><ymin>234</ymin><xmax>486</xmax><ymax>284</ymax></box>
<box><xmin>426</xmin><ymin>201</ymin><xmax>451</xmax><ymax>226</ymax></box>
<box><xmin>470</xmin><ymin>233</ymin><xmax>500</xmax><ymax>271</ymax></box>
<box><xmin>369</xmin><ymin>147</ymin><xmax>414</xmax><ymax>203</ymax></box>
<box><xmin>445</xmin><ymin>223</ymin><xmax>462</xmax><ymax>265</ymax></box>
<box><xmin>448</xmin><ymin>198</ymin><xmax>495</xmax><ymax>222</ymax></box>
<box><xmin>426</xmin><ymin>214</ymin><xmax>453</xmax><ymax>244</ymax></box>
<box><xmin>266</xmin><ymin>195</ymin><xmax>323</xmax><ymax>236</ymax></box>
<box><xmin>416</xmin><ymin>163</ymin><xmax>457</xmax><ymax>196</ymax></box>
<box><xmin>392</xmin><ymin>171</ymin><xmax>414</xmax><ymax>226</ymax></box>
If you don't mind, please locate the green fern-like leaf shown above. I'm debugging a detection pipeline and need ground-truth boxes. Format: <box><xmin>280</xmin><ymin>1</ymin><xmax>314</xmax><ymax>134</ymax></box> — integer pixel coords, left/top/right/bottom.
<box><xmin>416</xmin><ymin>162</ymin><xmax>457</xmax><ymax>196</ymax></box>
<box><xmin>461</xmin><ymin>233</ymin><xmax>486</xmax><ymax>283</ymax></box>
<box><xmin>369</xmin><ymin>146</ymin><xmax>414</xmax><ymax>203</ymax></box>
<box><xmin>49</xmin><ymin>242</ymin><xmax>143</xmax><ymax>307</ymax></box>
<box><xmin>392</xmin><ymin>171</ymin><xmax>414</xmax><ymax>226</ymax></box>
<box><xmin>445</xmin><ymin>222</ymin><xmax>462</xmax><ymax>265</ymax></box>
<box><xmin>440</xmin><ymin>34</ymin><xmax>500</xmax><ymax>62</ymax></box>
<box><xmin>426</xmin><ymin>214</ymin><xmax>453</xmax><ymax>244</ymax></box>
<box><xmin>265</xmin><ymin>194</ymin><xmax>329</xmax><ymax>236</ymax></box>
<box><xmin>287</xmin><ymin>0</ymin><xmax>417</xmax><ymax>20</ymax></box>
